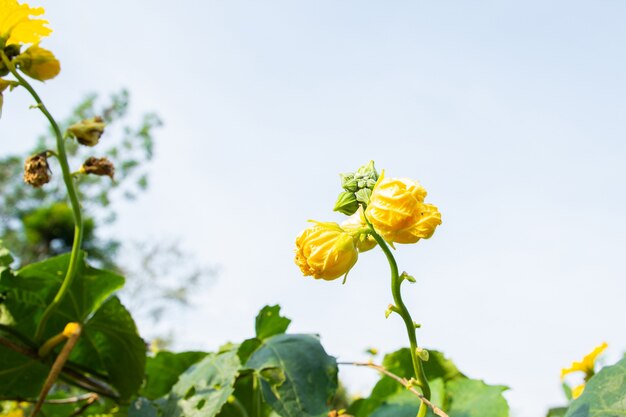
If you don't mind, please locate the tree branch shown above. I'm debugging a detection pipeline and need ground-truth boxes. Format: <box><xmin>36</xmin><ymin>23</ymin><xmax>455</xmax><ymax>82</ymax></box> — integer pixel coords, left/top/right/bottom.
<box><xmin>338</xmin><ymin>361</ymin><xmax>449</xmax><ymax>417</ymax></box>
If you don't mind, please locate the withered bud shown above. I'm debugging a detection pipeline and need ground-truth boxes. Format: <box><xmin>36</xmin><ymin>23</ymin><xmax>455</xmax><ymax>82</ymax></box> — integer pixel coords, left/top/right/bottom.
<box><xmin>24</xmin><ymin>152</ymin><xmax>51</xmax><ymax>188</ymax></box>
<box><xmin>67</xmin><ymin>116</ymin><xmax>105</xmax><ymax>147</ymax></box>
<box><xmin>80</xmin><ymin>157</ymin><xmax>114</xmax><ymax>179</ymax></box>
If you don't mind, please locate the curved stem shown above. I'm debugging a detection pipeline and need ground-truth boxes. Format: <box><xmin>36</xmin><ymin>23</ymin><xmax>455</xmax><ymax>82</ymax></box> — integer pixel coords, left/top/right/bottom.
<box><xmin>365</xmin><ymin>218</ymin><xmax>431</xmax><ymax>400</ymax></box>
<box><xmin>0</xmin><ymin>51</ymin><xmax>84</xmax><ymax>341</ymax></box>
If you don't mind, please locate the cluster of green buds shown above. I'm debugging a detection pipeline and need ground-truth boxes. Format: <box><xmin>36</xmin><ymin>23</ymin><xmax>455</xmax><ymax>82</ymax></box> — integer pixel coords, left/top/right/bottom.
<box><xmin>333</xmin><ymin>160</ymin><xmax>379</xmax><ymax>215</ymax></box>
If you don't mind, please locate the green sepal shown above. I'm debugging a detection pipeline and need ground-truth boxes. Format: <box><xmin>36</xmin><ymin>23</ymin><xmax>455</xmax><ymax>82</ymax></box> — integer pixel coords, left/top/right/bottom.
<box><xmin>334</xmin><ymin>191</ymin><xmax>359</xmax><ymax>215</ymax></box>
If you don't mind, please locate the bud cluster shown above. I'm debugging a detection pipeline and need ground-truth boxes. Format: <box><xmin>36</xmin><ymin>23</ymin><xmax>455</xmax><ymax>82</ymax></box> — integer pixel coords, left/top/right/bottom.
<box><xmin>333</xmin><ymin>160</ymin><xmax>379</xmax><ymax>215</ymax></box>
<box><xmin>294</xmin><ymin>161</ymin><xmax>442</xmax><ymax>283</ymax></box>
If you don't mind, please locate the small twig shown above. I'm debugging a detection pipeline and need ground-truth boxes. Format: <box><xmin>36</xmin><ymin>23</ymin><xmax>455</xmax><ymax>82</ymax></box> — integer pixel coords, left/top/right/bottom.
<box><xmin>0</xmin><ymin>335</ymin><xmax>38</xmax><ymax>359</ymax></box>
<box><xmin>338</xmin><ymin>361</ymin><xmax>449</xmax><ymax>417</ymax></box>
<box><xmin>68</xmin><ymin>393</ymin><xmax>98</xmax><ymax>417</ymax></box>
<box><xmin>0</xmin><ymin>393</ymin><xmax>97</xmax><ymax>404</ymax></box>
<box><xmin>30</xmin><ymin>325</ymin><xmax>82</xmax><ymax>417</ymax></box>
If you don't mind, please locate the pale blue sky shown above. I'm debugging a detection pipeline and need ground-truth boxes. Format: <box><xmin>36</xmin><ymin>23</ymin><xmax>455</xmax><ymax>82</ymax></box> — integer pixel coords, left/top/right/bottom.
<box><xmin>2</xmin><ymin>1</ymin><xmax>626</xmax><ymax>416</ymax></box>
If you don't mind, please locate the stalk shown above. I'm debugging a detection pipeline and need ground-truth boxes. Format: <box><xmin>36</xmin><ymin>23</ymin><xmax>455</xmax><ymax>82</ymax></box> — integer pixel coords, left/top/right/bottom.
<box><xmin>1</xmin><ymin>51</ymin><xmax>84</xmax><ymax>341</ymax></box>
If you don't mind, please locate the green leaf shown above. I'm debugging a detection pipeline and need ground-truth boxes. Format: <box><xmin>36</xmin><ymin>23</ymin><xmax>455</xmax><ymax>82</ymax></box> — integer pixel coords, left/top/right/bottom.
<box><xmin>368</xmin><ymin>391</ymin><xmax>420</xmax><ymax>417</ymax></box>
<box><xmin>71</xmin><ymin>296</ymin><xmax>146</xmax><ymax>400</ymax></box>
<box><xmin>255</xmin><ymin>305</ymin><xmax>291</xmax><ymax>340</ymax></box>
<box><xmin>238</xmin><ymin>338</ymin><xmax>262</xmax><ymax>364</ymax></box>
<box><xmin>424</xmin><ymin>350</ymin><xmax>465</xmax><ymax>382</ymax></box>
<box><xmin>564</xmin><ymin>356</ymin><xmax>626</xmax><ymax>417</ymax></box>
<box><xmin>0</xmin><ymin>240</ymin><xmax>13</xmax><ymax>268</ymax></box>
<box><xmin>163</xmin><ymin>348</ymin><xmax>241</xmax><ymax>417</ymax></box>
<box><xmin>446</xmin><ymin>379</ymin><xmax>509</xmax><ymax>417</ymax></box>
<box><xmin>129</xmin><ymin>398</ymin><xmax>161</xmax><ymax>417</ymax></box>
<box><xmin>246</xmin><ymin>333</ymin><xmax>338</xmax><ymax>417</ymax></box>
<box><xmin>217</xmin><ymin>370</ymin><xmax>274</xmax><ymax>417</ymax></box>
<box><xmin>547</xmin><ymin>407</ymin><xmax>568</xmax><ymax>417</ymax></box>
<box><xmin>142</xmin><ymin>351</ymin><xmax>208</xmax><ymax>400</ymax></box>
<box><xmin>0</xmin><ymin>253</ymin><xmax>145</xmax><ymax>399</ymax></box>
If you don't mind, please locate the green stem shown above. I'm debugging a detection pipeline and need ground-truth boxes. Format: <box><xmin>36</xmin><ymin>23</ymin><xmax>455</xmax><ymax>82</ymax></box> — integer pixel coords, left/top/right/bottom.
<box><xmin>252</xmin><ymin>374</ymin><xmax>261</xmax><ymax>417</ymax></box>
<box><xmin>230</xmin><ymin>397</ymin><xmax>250</xmax><ymax>417</ymax></box>
<box><xmin>0</xmin><ymin>51</ymin><xmax>84</xmax><ymax>341</ymax></box>
<box><xmin>366</xmin><ymin>219</ymin><xmax>431</xmax><ymax>400</ymax></box>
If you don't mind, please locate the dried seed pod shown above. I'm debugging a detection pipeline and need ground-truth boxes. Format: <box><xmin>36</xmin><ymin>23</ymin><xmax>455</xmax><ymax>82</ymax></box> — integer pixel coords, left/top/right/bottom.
<box><xmin>23</xmin><ymin>152</ymin><xmax>51</xmax><ymax>187</ymax></box>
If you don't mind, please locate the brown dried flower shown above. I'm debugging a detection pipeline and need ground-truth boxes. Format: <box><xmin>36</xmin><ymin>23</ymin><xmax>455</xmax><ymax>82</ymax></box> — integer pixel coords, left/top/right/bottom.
<box><xmin>80</xmin><ymin>156</ymin><xmax>114</xmax><ymax>179</ymax></box>
<box><xmin>23</xmin><ymin>152</ymin><xmax>51</xmax><ymax>187</ymax></box>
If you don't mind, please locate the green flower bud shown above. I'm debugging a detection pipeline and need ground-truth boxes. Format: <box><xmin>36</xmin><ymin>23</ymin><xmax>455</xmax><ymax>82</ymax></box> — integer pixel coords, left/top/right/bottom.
<box><xmin>416</xmin><ymin>347</ymin><xmax>429</xmax><ymax>362</ymax></box>
<box><xmin>333</xmin><ymin>191</ymin><xmax>359</xmax><ymax>216</ymax></box>
<box><xmin>340</xmin><ymin>173</ymin><xmax>358</xmax><ymax>192</ymax></box>
<box><xmin>355</xmin><ymin>160</ymin><xmax>378</xmax><ymax>182</ymax></box>
<box><xmin>355</xmin><ymin>188</ymin><xmax>372</xmax><ymax>205</ymax></box>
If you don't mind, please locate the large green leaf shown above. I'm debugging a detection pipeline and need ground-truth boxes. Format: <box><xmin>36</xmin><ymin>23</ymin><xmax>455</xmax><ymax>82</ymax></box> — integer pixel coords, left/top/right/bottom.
<box><xmin>72</xmin><ymin>296</ymin><xmax>146</xmax><ymax>400</ymax></box>
<box><xmin>142</xmin><ymin>351</ymin><xmax>208</xmax><ymax>400</ymax></box>
<box><xmin>255</xmin><ymin>305</ymin><xmax>291</xmax><ymax>340</ymax></box>
<box><xmin>564</xmin><ymin>356</ymin><xmax>626</xmax><ymax>417</ymax></box>
<box><xmin>0</xmin><ymin>253</ymin><xmax>145</xmax><ymax>399</ymax></box>
<box><xmin>446</xmin><ymin>379</ymin><xmax>509</xmax><ymax>417</ymax></box>
<box><xmin>246</xmin><ymin>333</ymin><xmax>338</xmax><ymax>417</ymax></box>
<box><xmin>162</xmin><ymin>348</ymin><xmax>241</xmax><ymax>417</ymax></box>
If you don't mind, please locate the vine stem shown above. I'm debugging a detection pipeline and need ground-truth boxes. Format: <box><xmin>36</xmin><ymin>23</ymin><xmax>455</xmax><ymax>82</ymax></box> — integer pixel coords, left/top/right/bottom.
<box><xmin>364</xmin><ymin>217</ymin><xmax>431</xmax><ymax>405</ymax></box>
<box><xmin>0</xmin><ymin>51</ymin><xmax>84</xmax><ymax>341</ymax></box>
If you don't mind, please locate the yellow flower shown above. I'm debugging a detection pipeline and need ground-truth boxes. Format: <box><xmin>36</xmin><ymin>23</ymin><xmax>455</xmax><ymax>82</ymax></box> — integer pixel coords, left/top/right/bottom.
<box><xmin>14</xmin><ymin>44</ymin><xmax>60</xmax><ymax>80</ymax></box>
<box><xmin>0</xmin><ymin>0</ymin><xmax>52</xmax><ymax>47</ymax></box>
<box><xmin>364</xmin><ymin>171</ymin><xmax>442</xmax><ymax>244</ymax></box>
<box><xmin>560</xmin><ymin>342</ymin><xmax>608</xmax><ymax>380</ymax></box>
<box><xmin>341</xmin><ymin>206</ymin><xmax>377</xmax><ymax>252</ymax></box>
<box><xmin>295</xmin><ymin>221</ymin><xmax>359</xmax><ymax>281</ymax></box>
<box><xmin>1</xmin><ymin>410</ymin><xmax>25</xmax><ymax>417</ymax></box>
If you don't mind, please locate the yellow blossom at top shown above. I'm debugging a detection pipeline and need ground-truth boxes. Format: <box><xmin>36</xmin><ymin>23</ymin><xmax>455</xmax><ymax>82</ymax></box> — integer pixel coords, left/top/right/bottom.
<box><xmin>560</xmin><ymin>342</ymin><xmax>608</xmax><ymax>380</ymax></box>
<box><xmin>295</xmin><ymin>221</ymin><xmax>359</xmax><ymax>281</ymax></box>
<box><xmin>364</xmin><ymin>171</ymin><xmax>442</xmax><ymax>244</ymax></box>
<box><xmin>0</xmin><ymin>0</ymin><xmax>51</xmax><ymax>47</ymax></box>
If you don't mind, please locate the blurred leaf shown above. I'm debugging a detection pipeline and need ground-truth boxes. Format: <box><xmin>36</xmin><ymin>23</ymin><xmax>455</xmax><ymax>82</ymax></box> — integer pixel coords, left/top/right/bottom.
<box><xmin>255</xmin><ymin>305</ymin><xmax>291</xmax><ymax>340</ymax></box>
<box><xmin>162</xmin><ymin>348</ymin><xmax>241</xmax><ymax>417</ymax></box>
<box><xmin>564</xmin><ymin>356</ymin><xmax>626</xmax><ymax>417</ymax></box>
<box><xmin>246</xmin><ymin>333</ymin><xmax>338</xmax><ymax>417</ymax></box>
<box><xmin>547</xmin><ymin>407</ymin><xmax>568</xmax><ymax>417</ymax></box>
<box><xmin>142</xmin><ymin>351</ymin><xmax>208</xmax><ymax>400</ymax></box>
<box><xmin>446</xmin><ymin>379</ymin><xmax>509</xmax><ymax>417</ymax></box>
<box><xmin>128</xmin><ymin>398</ymin><xmax>160</xmax><ymax>417</ymax></box>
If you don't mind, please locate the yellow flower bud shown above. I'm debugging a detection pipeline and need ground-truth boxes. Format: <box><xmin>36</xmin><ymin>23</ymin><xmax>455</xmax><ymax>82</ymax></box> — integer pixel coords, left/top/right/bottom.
<box><xmin>62</xmin><ymin>322</ymin><xmax>81</xmax><ymax>337</ymax></box>
<box><xmin>14</xmin><ymin>44</ymin><xmax>60</xmax><ymax>81</ymax></box>
<box><xmin>365</xmin><ymin>171</ymin><xmax>442</xmax><ymax>244</ymax></box>
<box><xmin>67</xmin><ymin>116</ymin><xmax>105</xmax><ymax>147</ymax></box>
<box><xmin>341</xmin><ymin>207</ymin><xmax>377</xmax><ymax>252</ymax></box>
<box><xmin>295</xmin><ymin>221</ymin><xmax>358</xmax><ymax>281</ymax></box>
